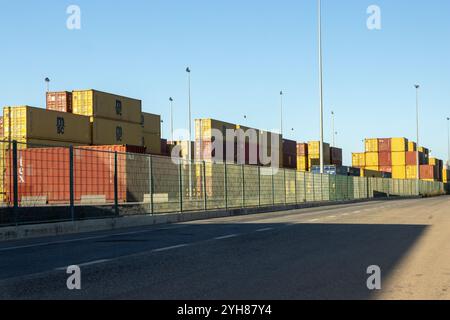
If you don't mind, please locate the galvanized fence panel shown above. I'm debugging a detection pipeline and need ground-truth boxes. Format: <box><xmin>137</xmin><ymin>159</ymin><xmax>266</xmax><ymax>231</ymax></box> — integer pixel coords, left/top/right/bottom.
<box><xmin>285</xmin><ymin>169</ymin><xmax>297</xmax><ymax>204</ymax></box>
<box><xmin>225</xmin><ymin>163</ymin><xmax>244</xmax><ymax>209</ymax></box>
<box><xmin>243</xmin><ymin>165</ymin><xmax>259</xmax><ymax>208</ymax></box>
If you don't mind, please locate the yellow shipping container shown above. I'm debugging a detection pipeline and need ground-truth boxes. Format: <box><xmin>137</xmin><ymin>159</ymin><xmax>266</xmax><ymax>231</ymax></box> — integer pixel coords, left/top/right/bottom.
<box><xmin>408</xmin><ymin>141</ymin><xmax>417</xmax><ymax>152</ymax></box>
<box><xmin>443</xmin><ymin>169</ymin><xmax>449</xmax><ymax>183</ymax></box>
<box><xmin>365</xmin><ymin>139</ymin><xmax>378</xmax><ymax>152</ymax></box>
<box><xmin>392</xmin><ymin>166</ymin><xmax>406</xmax><ymax>179</ymax></box>
<box><xmin>429</xmin><ymin>158</ymin><xmax>438</xmax><ymax>166</ymax></box>
<box><xmin>365</xmin><ymin>152</ymin><xmax>379</xmax><ymax>167</ymax></box>
<box><xmin>392</xmin><ymin>151</ymin><xmax>406</xmax><ymax>166</ymax></box>
<box><xmin>143</xmin><ymin>132</ymin><xmax>162</xmax><ymax>154</ymax></box>
<box><xmin>352</xmin><ymin>153</ymin><xmax>366</xmax><ymax>167</ymax></box>
<box><xmin>308</xmin><ymin>141</ymin><xmax>330</xmax><ymax>156</ymax></box>
<box><xmin>72</xmin><ymin>90</ymin><xmax>142</xmax><ymax>124</ymax></box>
<box><xmin>406</xmin><ymin>165</ymin><xmax>418</xmax><ymax>179</ymax></box>
<box><xmin>391</xmin><ymin>137</ymin><xmax>408</xmax><ymax>152</ymax></box>
<box><xmin>3</xmin><ymin>106</ymin><xmax>91</xmax><ymax>144</ymax></box>
<box><xmin>365</xmin><ymin>166</ymin><xmax>379</xmax><ymax>172</ymax></box>
<box><xmin>297</xmin><ymin>156</ymin><xmax>308</xmax><ymax>172</ymax></box>
<box><xmin>91</xmin><ymin>117</ymin><xmax>143</xmax><ymax>146</ymax></box>
<box><xmin>195</xmin><ymin>119</ymin><xmax>236</xmax><ymax>141</ymax></box>
<box><xmin>141</xmin><ymin>112</ymin><xmax>161</xmax><ymax>135</ymax></box>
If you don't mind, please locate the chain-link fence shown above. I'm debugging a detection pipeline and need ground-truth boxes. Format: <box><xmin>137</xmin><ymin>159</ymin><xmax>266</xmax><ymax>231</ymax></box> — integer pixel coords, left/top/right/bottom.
<box><xmin>0</xmin><ymin>140</ymin><xmax>447</xmax><ymax>226</ymax></box>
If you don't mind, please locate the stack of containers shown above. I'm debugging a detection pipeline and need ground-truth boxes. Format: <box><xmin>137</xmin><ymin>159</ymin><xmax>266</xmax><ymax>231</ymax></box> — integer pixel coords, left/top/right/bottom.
<box><xmin>378</xmin><ymin>138</ymin><xmax>392</xmax><ymax>173</ymax></box>
<box><xmin>364</xmin><ymin>138</ymin><xmax>379</xmax><ymax>171</ymax></box>
<box><xmin>429</xmin><ymin>158</ymin><xmax>444</xmax><ymax>182</ymax></box>
<box><xmin>351</xmin><ymin>152</ymin><xmax>365</xmax><ymax>168</ymax></box>
<box><xmin>141</xmin><ymin>112</ymin><xmax>162</xmax><ymax>154</ymax></box>
<box><xmin>297</xmin><ymin>143</ymin><xmax>308</xmax><ymax>172</ymax></box>
<box><xmin>307</xmin><ymin>141</ymin><xmax>331</xmax><ymax>169</ymax></box>
<box><xmin>391</xmin><ymin>137</ymin><xmax>408</xmax><ymax>179</ymax></box>
<box><xmin>443</xmin><ymin>166</ymin><xmax>449</xmax><ymax>183</ymax></box>
<box><xmin>330</xmin><ymin>147</ymin><xmax>343</xmax><ymax>166</ymax></box>
<box><xmin>72</xmin><ymin>90</ymin><xmax>143</xmax><ymax>146</ymax></box>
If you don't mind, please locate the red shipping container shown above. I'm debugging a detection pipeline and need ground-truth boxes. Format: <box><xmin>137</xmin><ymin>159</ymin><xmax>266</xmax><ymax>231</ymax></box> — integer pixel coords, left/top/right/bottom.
<box><xmin>378</xmin><ymin>152</ymin><xmax>392</xmax><ymax>166</ymax></box>
<box><xmin>378</xmin><ymin>138</ymin><xmax>392</xmax><ymax>152</ymax></box>
<box><xmin>330</xmin><ymin>147</ymin><xmax>342</xmax><ymax>163</ymax></box>
<box><xmin>282</xmin><ymin>139</ymin><xmax>297</xmax><ymax>155</ymax></box>
<box><xmin>46</xmin><ymin>91</ymin><xmax>73</xmax><ymax>113</ymax></box>
<box><xmin>6</xmin><ymin>145</ymin><xmax>147</xmax><ymax>205</ymax></box>
<box><xmin>420</xmin><ymin>165</ymin><xmax>435</xmax><ymax>180</ymax></box>
<box><xmin>379</xmin><ymin>166</ymin><xmax>392</xmax><ymax>173</ymax></box>
<box><xmin>406</xmin><ymin>151</ymin><xmax>418</xmax><ymax>165</ymax></box>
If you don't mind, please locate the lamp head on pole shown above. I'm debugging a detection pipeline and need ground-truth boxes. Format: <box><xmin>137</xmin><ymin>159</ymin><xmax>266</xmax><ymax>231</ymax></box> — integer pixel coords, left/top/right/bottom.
<box><xmin>169</xmin><ymin>97</ymin><xmax>173</xmax><ymax>102</ymax></box>
<box><xmin>280</xmin><ymin>91</ymin><xmax>283</xmax><ymax>96</ymax></box>
<box><xmin>186</xmin><ymin>67</ymin><xmax>191</xmax><ymax>73</ymax></box>
<box><xmin>415</xmin><ymin>84</ymin><xmax>420</xmax><ymax>89</ymax></box>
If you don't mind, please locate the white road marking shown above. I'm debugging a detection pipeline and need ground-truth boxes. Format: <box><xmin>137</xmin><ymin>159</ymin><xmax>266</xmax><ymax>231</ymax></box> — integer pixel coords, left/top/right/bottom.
<box><xmin>152</xmin><ymin>244</ymin><xmax>189</xmax><ymax>252</ymax></box>
<box><xmin>55</xmin><ymin>259</ymin><xmax>111</xmax><ymax>271</ymax></box>
<box><xmin>215</xmin><ymin>234</ymin><xmax>238</xmax><ymax>240</ymax></box>
<box><xmin>308</xmin><ymin>219</ymin><xmax>320</xmax><ymax>222</ymax></box>
<box><xmin>328</xmin><ymin>215</ymin><xmax>337</xmax><ymax>219</ymax></box>
<box><xmin>256</xmin><ymin>228</ymin><xmax>274</xmax><ymax>232</ymax></box>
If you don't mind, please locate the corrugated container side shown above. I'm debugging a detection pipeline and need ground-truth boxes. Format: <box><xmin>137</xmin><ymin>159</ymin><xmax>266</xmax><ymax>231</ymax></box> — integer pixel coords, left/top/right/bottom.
<box><xmin>406</xmin><ymin>165</ymin><xmax>418</xmax><ymax>179</ymax></box>
<box><xmin>296</xmin><ymin>143</ymin><xmax>308</xmax><ymax>156</ymax></box>
<box><xmin>91</xmin><ymin>117</ymin><xmax>143</xmax><ymax>146</ymax></box>
<box><xmin>379</xmin><ymin>166</ymin><xmax>392</xmax><ymax>173</ymax></box>
<box><xmin>392</xmin><ymin>151</ymin><xmax>406</xmax><ymax>166</ymax></box>
<box><xmin>391</xmin><ymin>137</ymin><xmax>408</xmax><ymax>152</ymax></box>
<box><xmin>365</xmin><ymin>152</ymin><xmax>379</xmax><ymax>167</ymax></box>
<box><xmin>378</xmin><ymin>152</ymin><xmax>392</xmax><ymax>166</ymax></box>
<box><xmin>408</xmin><ymin>141</ymin><xmax>417</xmax><ymax>152</ymax></box>
<box><xmin>378</xmin><ymin>138</ymin><xmax>391</xmax><ymax>152</ymax></box>
<box><xmin>141</xmin><ymin>112</ymin><xmax>161</xmax><ymax>135</ymax></box>
<box><xmin>365</xmin><ymin>139</ymin><xmax>379</xmax><ymax>152</ymax></box>
<box><xmin>420</xmin><ymin>165</ymin><xmax>435</xmax><ymax>180</ymax></box>
<box><xmin>46</xmin><ymin>91</ymin><xmax>73</xmax><ymax>113</ymax></box>
<box><xmin>297</xmin><ymin>156</ymin><xmax>308</xmax><ymax>172</ymax></box>
<box><xmin>72</xmin><ymin>90</ymin><xmax>142</xmax><ymax>124</ymax></box>
<box><xmin>392</xmin><ymin>165</ymin><xmax>406</xmax><ymax>179</ymax></box>
<box><xmin>352</xmin><ymin>153</ymin><xmax>366</xmax><ymax>168</ymax></box>
<box><xmin>3</xmin><ymin>106</ymin><xmax>91</xmax><ymax>144</ymax></box>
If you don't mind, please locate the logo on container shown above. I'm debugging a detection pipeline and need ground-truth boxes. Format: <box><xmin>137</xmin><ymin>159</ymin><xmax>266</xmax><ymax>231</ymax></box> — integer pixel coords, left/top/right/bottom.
<box><xmin>56</xmin><ymin>117</ymin><xmax>65</xmax><ymax>135</ymax></box>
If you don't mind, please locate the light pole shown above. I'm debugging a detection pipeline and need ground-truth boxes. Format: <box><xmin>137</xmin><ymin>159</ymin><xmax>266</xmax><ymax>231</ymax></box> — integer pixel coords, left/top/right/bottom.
<box><xmin>415</xmin><ymin>84</ymin><xmax>420</xmax><ymax>194</ymax></box>
<box><xmin>45</xmin><ymin>77</ymin><xmax>50</xmax><ymax>92</ymax></box>
<box><xmin>280</xmin><ymin>91</ymin><xmax>284</xmax><ymax>136</ymax></box>
<box><xmin>318</xmin><ymin>0</ymin><xmax>324</xmax><ymax>174</ymax></box>
<box><xmin>169</xmin><ymin>97</ymin><xmax>174</xmax><ymax>142</ymax></box>
<box><xmin>160</xmin><ymin>120</ymin><xmax>164</xmax><ymax>139</ymax></box>
<box><xmin>331</xmin><ymin>111</ymin><xmax>335</xmax><ymax>147</ymax></box>
<box><xmin>186</xmin><ymin>67</ymin><xmax>192</xmax><ymax>198</ymax></box>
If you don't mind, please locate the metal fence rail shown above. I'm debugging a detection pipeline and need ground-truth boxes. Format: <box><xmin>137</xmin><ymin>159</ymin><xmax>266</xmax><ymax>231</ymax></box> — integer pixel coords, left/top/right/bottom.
<box><xmin>0</xmin><ymin>140</ymin><xmax>447</xmax><ymax>226</ymax></box>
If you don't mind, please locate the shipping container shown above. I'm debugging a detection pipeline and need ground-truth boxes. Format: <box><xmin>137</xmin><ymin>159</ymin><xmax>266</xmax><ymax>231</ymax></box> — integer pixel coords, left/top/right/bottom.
<box><xmin>378</xmin><ymin>138</ymin><xmax>392</xmax><ymax>152</ymax></box>
<box><xmin>0</xmin><ymin>116</ymin><xmax>3</xmax><ymax>137</ymax></box>
<box><xmin>308</xmin><ymin>141</ymin><xmax>330</xmax><ymax>156</ymax></box>
<box><xmin>378</xmin><ymin>152</ymin><xmax>392</xmax><ymax>166</ymax></box>
<box><xmin>297</xmin><ymin>155</ymin><xmax>308</xmax><ymax>172</ymax></box>
<box><xmin>46</xmin><ymin>91</ymin><xmax>73</xmax><ymax>113</ymax></box>
<box><xmin>348</xmin><ymin>167</ymin><xmax>361</xmax><ymax>177</ymax></box>
<box><xmin>361</xmin><ymin>169</ymin><xmax>383</xmax><ymax>178</ymax></box>
<box><xmin>365</xmin><ymin>152</ymin><xmax>379</xmax><ymax>167</ymax></box>
<box><xmin>72</xmin><ymin>90</ymin><xmax>142</xmax><ymax>124</ymax></box>
<box><xmin>420</xmin><ymin>165</ymin><xmax>435</xmax><ymax>180</ymax></box>
<box><xmin>330</xmin><ymin>147</ymin><xmax>343</xmax><ymax>166</ymax></box>
<box><xmin>141</xmin><ymin>112</ymin><xmax>161</xmax><ymax>135</ymax></box>
<box><xmin>91</xmin><ymin>117</ymin><xmax>143</xmax><ymax>146</ymax></box>
<box><xmin>352</xmin><ymin>153</ymin><xmax>366</xmax><ymax>168</ymax></box>
<box><xmin>391</xmin><ymin>137</ymin><xmax>408</xmax><ymax>152</ymax></box>
<box><xmin>408</xmin><ymin>141</ymin><xmax>417</xmax><ymax>152</ymax></box>
<box><xmin>3</xmin><ymin>106</ymin><xmax>91</xmax><ymax>144</ymax></box>
<box><xmin>392</xmin><ymin>165</ymin><xmax>406</xmax><ymax>179</ymax></box>
<box><xmin>392</xmin><ymin>151</ymin><xmax>406</xmax><ymax>166</ymax></box>
<box><xmin>365</xmin><ymin>166</ymin><xmax>379</xmax><ymax>172</ymax></box>
<box><xmin>161</xmin><ymin>139</ymin><xmax>170</xmax><ymax>156</ymax></box>
<box><xmin>365</xmin><ymin>139</ymin><xmax>379</xmax><ymax>152</ymax></box>
<box><xmin>4</xmin><ymin>145</ymin><xmax>148</xmax><ymax>205</ymax></box>
<box><xmin>311</xmin><ymin>165</ymin><xmax>348</xmax><ymax>176</ymax></box>
<box><xmin>429</xmin><ymin>158</ymin><xmax>438</xmax><ymax>166</ymax></box>
<box><xmin>143</xmin><ymin>132</ymin><xmax>162</xmax><ymax>154</ymax></box>
<box><xmin>418</xmin><ymin>146</ymin><xmax>429</xmax><ymax>155</ymax></box>
<box><xmin>443</xmin><ymin>168</ymin><xmax>449</xmax><ymax>183</ymax></box>
<box><xmin>406</xmin><ymin>165</ymin><xmax>418</xmax><ymax>180</ymax></box>
<box><xmin>296</xmin><ymin>143</ymin><xmax>308</xmax><ymax>157</ymax></box>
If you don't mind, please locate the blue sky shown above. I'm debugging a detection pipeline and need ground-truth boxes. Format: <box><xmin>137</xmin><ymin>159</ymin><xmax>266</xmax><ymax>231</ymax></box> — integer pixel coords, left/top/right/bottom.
<box><xmin>0</xmin><ymin>0</ymin><xmax>449</xmax><ymax>165</ymax></box>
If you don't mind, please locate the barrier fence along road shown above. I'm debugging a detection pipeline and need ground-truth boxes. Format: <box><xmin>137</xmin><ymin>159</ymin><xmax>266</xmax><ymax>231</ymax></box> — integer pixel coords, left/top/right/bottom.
<box><xmin>0</xmin><ymin>140</ymin><xmax>447</xmax><ymax>226</ymax></box>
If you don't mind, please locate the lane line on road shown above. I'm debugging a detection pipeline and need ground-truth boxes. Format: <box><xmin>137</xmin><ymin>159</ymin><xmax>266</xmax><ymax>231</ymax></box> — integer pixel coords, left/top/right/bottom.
<box><xmin>215</xmin><ymin>234</ymin><xmax>239</xmax><ymax>240</ymax></box>
<box><xmin>256</xmin><ymin>228</ymin><xmax>274</xmax><ymax>232</ymax></box>
<box><xmin>152</xmin><ymin>244</ymin><xmax>189</xmax><ymax>252</ymax></box>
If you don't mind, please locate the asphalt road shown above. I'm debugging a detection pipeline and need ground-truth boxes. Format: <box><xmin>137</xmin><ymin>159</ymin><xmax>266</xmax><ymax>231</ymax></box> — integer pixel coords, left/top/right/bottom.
<box><xmin>0</xmin><ymin>196</ymin><xmax>449</xmax><ymax>300</ymax></box>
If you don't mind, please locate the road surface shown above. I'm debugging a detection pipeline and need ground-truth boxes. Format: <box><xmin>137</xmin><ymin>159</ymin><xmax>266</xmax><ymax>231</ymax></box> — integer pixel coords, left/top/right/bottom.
<box><xmin>1</xmin><ymin>196</ymin><xmax>449</xmax><ymax>300</ymax></box>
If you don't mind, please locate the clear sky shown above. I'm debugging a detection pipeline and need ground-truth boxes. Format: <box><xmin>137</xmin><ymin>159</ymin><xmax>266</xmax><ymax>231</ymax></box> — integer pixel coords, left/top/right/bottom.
<box><xmin>0</xmin><ymin>0</ymin><xmax>449</xmax><ymax>165</ymax></box>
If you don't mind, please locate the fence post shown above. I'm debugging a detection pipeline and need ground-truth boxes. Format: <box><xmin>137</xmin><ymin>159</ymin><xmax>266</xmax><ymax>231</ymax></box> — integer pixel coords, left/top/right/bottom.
<box><xmin>69</xmin><ymin>146</ymin><xmax>75</xmax><ymax>221</ymax></box>
<box><xmin>149</xmin><ymin>155</ymin><xmax>154</xmax><ymax>215</ymax></box>
<box><xmin>203</xmin><ymin>161</ymin><xmax>207</xmax><ymax>211</ymax></box>
<box><xmin>272</xmin><ymin>167</ymin><xmax>275</xmax><ymax>206</ymax></box>
<box><xmin>258</xmin><ymin>166</ymin><xmax>261</xmax><ymax>207</ymax></box>
<box><xmin>241</xmin><ymin>164</ymin><xmax>245</xmax><ymax>208</ymax></box>
<box><xmin>224</xmin><ymin>162</ymin><xmax>228</xmax><ymax>210</ymax></box>
<box><xmin>283</xmin><ymin>169</ymin><xmax>287</xmax><ymax>205</ymax></box>
<box><xmin>304</xmin><ymin>172</ymin><xmax>307</xmax><ymax>202</ymax></box>
<box><xmin>114</xmin><ymin>152</ymin><xmax>119</xmax><ymax>216</ymax></box>
<box><xmin>12</xmin><ymin>140</ymin><xmax>18</xmax><ymax>224</ymax></box>
<box><xmin>294</xmin><ymin>171</ymin><xmax>298</xmax><ymax>205</ymax></box>
<box><xmin>179</xmin><ymin>161</ymin><xmax>183</xmax><ymax>212</ymax></box>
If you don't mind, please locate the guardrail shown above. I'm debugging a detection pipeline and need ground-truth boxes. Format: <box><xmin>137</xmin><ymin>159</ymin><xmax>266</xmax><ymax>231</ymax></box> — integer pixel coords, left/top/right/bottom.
<box><xmin>0</xmin><ymin>140</ymin><xmax>447</xmax><ymax>226</ymax></box>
